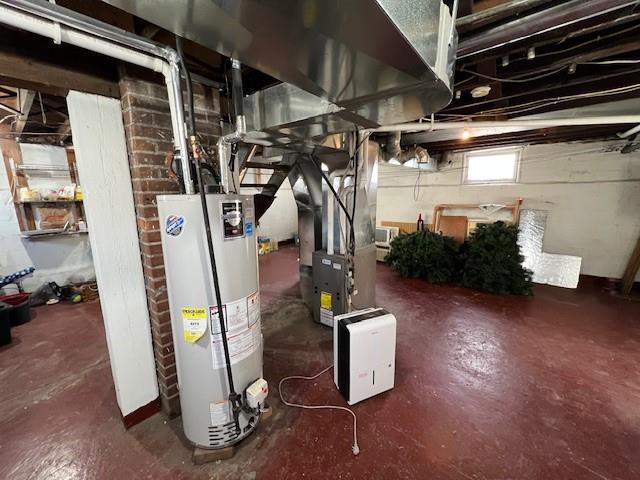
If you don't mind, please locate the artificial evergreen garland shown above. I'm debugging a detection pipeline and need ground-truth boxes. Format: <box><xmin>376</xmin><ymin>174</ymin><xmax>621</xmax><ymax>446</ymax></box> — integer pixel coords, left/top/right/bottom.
<box><xmin>385</xmin><ymin>230</ymin><xmax>460</xmax><ymax>284</ymax></box>
<box><xmin>461</xmin><ymin>221</ymin><xmax>532</xmax><ymax>295</ymax></box>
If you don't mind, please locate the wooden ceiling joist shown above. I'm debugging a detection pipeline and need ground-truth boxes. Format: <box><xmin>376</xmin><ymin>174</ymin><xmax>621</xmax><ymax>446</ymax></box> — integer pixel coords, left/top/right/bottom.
<box><xmin>0</xmin><ymin>49</ymin><xmax>119</xmax><ymax>98</ymax></box>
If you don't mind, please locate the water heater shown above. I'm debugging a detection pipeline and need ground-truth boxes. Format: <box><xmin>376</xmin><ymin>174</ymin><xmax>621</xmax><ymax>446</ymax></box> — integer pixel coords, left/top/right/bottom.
<box><xmin>158</xmin><ymin>193</ymin><xmax>266</xmax><ymax>449</ymax></box>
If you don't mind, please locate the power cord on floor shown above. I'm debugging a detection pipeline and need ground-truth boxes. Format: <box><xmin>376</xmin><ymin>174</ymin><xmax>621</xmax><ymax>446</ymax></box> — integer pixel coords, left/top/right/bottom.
<box><xmin>278</xmin><ymin>365</ymin><xmax>360</xmax><ymax>456</ymax></box>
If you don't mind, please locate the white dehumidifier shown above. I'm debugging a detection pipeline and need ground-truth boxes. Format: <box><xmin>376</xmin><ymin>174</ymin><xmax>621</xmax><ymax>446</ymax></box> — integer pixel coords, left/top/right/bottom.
<box><xmin>333</xmin><ymin>308</ymin><xmax>396</xmax><ymax>405</ymax></box>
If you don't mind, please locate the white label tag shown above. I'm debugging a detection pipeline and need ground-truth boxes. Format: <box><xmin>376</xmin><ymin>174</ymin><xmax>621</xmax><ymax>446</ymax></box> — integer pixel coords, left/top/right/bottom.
<box><xmin>210</xmin><ymin>297</ymin><xmax>248</xmax><ymax>335</ymax></box>
<box><xmin>320</xmin><ymin>308</ymin><xmax>334</xmax><ymax>327</ymax></box>
<box><xmin>210</xmin><ymin>293</ymin><xmax>261</xmax><ymax>369</ymax></box>
<box><xmin>212</xmin><ymin>321</ymin><xmax>261</xmax><ymax>369</ymax></box>
<box><xmin>248</xmin><ymin>291</ymin><xmax>260</xmax><ymax>327</ymax></box>
<box><xmin>209</xmin><ymin>400</ymin><xmax>231</xmax><ymax>426</ymax></box>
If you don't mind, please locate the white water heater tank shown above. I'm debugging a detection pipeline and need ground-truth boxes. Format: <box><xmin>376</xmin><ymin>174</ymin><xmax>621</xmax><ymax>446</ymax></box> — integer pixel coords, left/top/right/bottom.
<box><xmin>158</xmin><ymin>193</ymin><xmax>263</xmax><ymax>449</ymax></box>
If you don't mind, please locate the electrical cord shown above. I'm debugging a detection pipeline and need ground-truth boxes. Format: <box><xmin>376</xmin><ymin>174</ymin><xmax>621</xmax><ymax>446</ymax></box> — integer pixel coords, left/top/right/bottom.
<box><xmin>228</xmin><ymin>143</ymin><xmax>239</xmax><ymax>194</ymax></box>
<box><xmin>308</xmin><ymin>153</ymin><xmax>355</xmax><ymax>247</ymax></box>
<box><xmin>459</xmin><ymin>65</ymin><xmax>568</xmax><ymax>83</ymax></box>
<box><xmin>279</xmin><ymin>365</ymin><xmax>360</xmax><ymax>456</ymax></box>
<box><xmin>582</xmin><ymin>59</ymin><xmax>640</xmax><ymax>64</ymax></box>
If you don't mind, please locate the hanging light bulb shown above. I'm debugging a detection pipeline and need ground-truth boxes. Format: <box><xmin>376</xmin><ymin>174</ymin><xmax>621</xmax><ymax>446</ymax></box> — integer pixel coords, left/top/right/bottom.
<box><xmin>461</xmin><ymin>128</ymin><xmax>472</xmax><ymax>141</ymax></box>
<box><xmin>527</xmin><ymin>47</ymin><xmax>536</xmax><ymax>60</ymax></box>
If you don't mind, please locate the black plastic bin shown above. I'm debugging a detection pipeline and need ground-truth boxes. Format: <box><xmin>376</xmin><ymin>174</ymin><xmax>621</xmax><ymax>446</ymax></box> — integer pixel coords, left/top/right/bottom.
<box><xmin>0</xmin><ymin>293</ymin><xmax>31</xmax><ymax>326</ymax></box>
<box><xmin>0</xmin><ymin>303</ymin><xmax>11</xmax><ymax>346</ymax></box>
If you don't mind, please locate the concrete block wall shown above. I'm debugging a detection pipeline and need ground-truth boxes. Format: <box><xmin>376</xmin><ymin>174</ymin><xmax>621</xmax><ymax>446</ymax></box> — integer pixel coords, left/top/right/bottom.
<box><xmin>118</xmin><ymin>65</ymin><xmax>221</xmax><ymax>415</ymax></box>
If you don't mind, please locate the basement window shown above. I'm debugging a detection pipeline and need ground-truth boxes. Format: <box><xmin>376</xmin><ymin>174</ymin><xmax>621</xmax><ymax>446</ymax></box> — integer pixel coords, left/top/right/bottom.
<box><xmin>463</xmin><ymin>148</ymin><xmax>521</xmax><ymax>184</ymax></box>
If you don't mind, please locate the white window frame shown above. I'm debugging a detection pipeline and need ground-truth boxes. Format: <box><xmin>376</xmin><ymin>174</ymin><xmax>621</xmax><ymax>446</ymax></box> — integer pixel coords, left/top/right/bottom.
<box><xmin>463</xmin><ymin>147</ymin><xmax>522</xmax><ymax>185</ymax></box>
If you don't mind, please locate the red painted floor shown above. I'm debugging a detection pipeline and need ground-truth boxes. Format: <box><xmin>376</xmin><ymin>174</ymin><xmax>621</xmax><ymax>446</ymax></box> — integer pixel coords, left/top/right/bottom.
<box><xmin>1</xmin><ymin>245</ymin><xmax>640</xmax><ymax>479</ymax></box>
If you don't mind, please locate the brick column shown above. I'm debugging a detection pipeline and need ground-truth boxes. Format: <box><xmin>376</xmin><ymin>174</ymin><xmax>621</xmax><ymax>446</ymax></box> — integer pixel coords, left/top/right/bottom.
<box><xmin>119</xmin><ymin>65</ymin><xmax>221</xmax><ymax>415</ymax></box>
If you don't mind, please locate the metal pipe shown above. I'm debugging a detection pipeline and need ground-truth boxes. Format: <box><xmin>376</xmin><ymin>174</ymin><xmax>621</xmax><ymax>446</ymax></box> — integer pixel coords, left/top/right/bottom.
<box><xmin>217</xmin><ymin>59</ymin><xmax>247</xmax><ymax>192</ymax></box>
<box><xmin>457</xmin><ymin>0</ymin><xmax>638</xmax><ymax>59</ymax></box>
<box><xmin>618</xmin><ymin>124</ymin><xmax>640</xmax><ymax>139</ymax></box>
<box><xmin>0</xmin><ymin>0</ymin><xmax>195</xmax><ymax>194</ymax></box>
<box><xmin>456</xmin><ymin>0</ymin><xmax>553</xmax><ymax>33</ymax></box>
<box><xmin>221</xmin><ymin>59</ymin><xmax>247</xmax><ymax>145</ymax></box>
<box><xmin>370</xmin><ymin>116</ymin><xmax>640</xmax><ymax>134</ymax></box>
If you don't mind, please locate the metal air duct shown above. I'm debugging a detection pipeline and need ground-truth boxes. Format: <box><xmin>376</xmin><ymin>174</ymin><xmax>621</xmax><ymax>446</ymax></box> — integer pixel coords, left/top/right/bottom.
<box><xmin>103</xmin><ymin>0</ymin><xmax>458</xmax><ymax>145</ymax></box>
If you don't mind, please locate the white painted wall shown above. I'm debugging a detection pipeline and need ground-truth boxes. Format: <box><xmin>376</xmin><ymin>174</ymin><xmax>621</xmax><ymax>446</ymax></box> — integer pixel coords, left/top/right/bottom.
<box><xmin>0</xmin><ymin>148</ymin><xmax>94</xmax><ymax>292</ymax></box>
<box><xmin>67</xmin><ymin>91</ymin><xmax>158</xmax><ymax>417</ymax></box>
<box><xmin>377</xmin><ymin>140</ymin><xmax>640</xmax><ymax>280</ymax></box>
<box><xmin>242</xmin><ymin>172</ymin><xmax>298</xmax><ymax>243</ymax></box>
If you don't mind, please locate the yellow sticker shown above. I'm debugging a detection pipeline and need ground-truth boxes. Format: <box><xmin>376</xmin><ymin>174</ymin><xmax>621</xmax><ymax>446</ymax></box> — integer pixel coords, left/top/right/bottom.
<box><xmin>182</xmin><ymin>307</ymin><xmax>207</xmax><ymax>343</ymax></box>
<box><xmin>181</xmin><ymin>307</ymin><xmax>207</xmax><ymax>319</ymax></box>
<box><xmin>320</xmin><ymin>291</ymin><xmax>332</xmax><ymax>310</ymax></box>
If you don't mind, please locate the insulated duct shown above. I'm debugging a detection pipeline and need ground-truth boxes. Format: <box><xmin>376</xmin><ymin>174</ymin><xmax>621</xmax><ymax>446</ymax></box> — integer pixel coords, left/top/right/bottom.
<box><xmin>380</xmin><ymin>132</ymin><xmax>435</xmax><ymax>170</ymax></box>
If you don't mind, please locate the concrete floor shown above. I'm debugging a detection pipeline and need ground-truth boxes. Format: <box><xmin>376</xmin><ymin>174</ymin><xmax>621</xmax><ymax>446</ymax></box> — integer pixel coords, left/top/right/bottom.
<box><xmin>2</xmin><ymin>245</ymin><xmax>640</xmax><ymax>479</ymax></box>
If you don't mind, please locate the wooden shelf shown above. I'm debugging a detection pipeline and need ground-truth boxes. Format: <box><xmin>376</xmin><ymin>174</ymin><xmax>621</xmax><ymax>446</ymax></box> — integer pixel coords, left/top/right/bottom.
<box><xmin>17</xmin><ymin>199</ymin><xmax>82</xmax><ymax>204</ymax></box>
<box><xmin>21</xmin><ymin>229</ymin><xmax>89</xmax><ymax>239</ymax></box>
<box><xmin>16</xmin><ymin>164</ymin><xmax>70</xmax><ymax>172</ymax></box>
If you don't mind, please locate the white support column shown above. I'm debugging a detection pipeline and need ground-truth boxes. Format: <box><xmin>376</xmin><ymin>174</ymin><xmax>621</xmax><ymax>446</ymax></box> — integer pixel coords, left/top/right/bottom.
<box><xmin>66</xmin><ymin>91</ymin><xmax>158</xmax><ymax>417</ymax></box>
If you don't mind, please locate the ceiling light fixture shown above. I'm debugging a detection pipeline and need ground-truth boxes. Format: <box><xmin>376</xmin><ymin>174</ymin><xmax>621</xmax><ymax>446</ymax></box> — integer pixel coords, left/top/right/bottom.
<box><xmin>470</xmin><ymin>85</ymin><xmax>491</xmax><ymax>98</ymax></box>
<box><xmin>461</xmin><ymin>128</ymin><xmax>472</xmax><ymax>141</ymax></box>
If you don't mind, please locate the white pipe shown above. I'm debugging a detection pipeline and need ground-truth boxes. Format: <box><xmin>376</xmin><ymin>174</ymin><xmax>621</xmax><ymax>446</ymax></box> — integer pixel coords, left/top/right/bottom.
<box><xmin>0</xmin><ymin>4</ymin><xmax>195</xmax><ymax>194</ymax></box>
<box><xmin>618</xmin><ymin>124</ymin><xmax>640</xmax><ymax>139</ymax></box>
<box><xmin>370</xmin><ymin>116</ymin><xmax>640</xmax><ymax>133</ymax></box>
<box><xmin>327</xmin><ymin>187</ymin><xmax>334</xmax><ymax>255</ymax></box>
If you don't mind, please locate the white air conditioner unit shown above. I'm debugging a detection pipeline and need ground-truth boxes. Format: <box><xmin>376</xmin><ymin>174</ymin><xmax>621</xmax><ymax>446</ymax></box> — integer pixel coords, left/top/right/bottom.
<box><xmin>375</xmin><ymin>226</ymin><xmax>399</xmax><ymax>248</ymax></box>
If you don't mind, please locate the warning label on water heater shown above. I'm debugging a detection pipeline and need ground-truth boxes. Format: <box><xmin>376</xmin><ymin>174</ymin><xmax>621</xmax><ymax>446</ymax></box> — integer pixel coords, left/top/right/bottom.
<box><xmin>209</xmin><ymin>400</ymin><xmax>231</xmax><ymax>426</ymax></box>
<box><xmin>210</xmin><ymin>292</ymin><xmax>261</xmax><ymax>369</ymax></box>
<box><xmin>181</xmin><ymin>307</ymin><xmax>207</xmax><ymax>343</ymax></box>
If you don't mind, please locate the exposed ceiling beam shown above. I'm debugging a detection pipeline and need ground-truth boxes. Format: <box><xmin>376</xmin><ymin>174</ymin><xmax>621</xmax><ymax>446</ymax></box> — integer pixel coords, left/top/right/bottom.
<box><xmin>418</xmin><ymin>125</ymin><xmax>626</xmax><ymax>152</ymax></box>
<box><xmin>13</xmin><ymin>89</ymin><xmax>35</xmax><ymax>134</ymax></box>
<box><xmin>0</xmin><ymin>48</ymin><xmax>119</xmax><ymax>98</ymax></box>
<box><xmin>457</xmin><ymin>0</ymin><xmax>638</xmax><ymax>60</ymax></box>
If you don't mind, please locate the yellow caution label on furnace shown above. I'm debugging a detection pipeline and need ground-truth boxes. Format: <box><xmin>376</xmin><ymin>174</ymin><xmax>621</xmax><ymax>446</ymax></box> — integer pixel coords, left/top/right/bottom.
<box><xmin>181</xmin><ymin>307</ymin><xmax>207</xmax><ymax>343</ymax></box>
<box><xmin>320</xmin><ymin>291</ymin><xmax>332</xmax><ymax>310</ymax></box>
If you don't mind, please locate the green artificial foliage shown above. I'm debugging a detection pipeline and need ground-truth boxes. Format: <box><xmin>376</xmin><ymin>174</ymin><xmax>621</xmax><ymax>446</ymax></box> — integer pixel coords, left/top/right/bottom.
<box><xmin>385</xmin><ymin>230</ymin><xmax>460</xmax><ymax>284</ymax></box>
<box><xmin>461</xmin><ymin>221</ymin><xmax>532</xmax><ymax>295</ymax></box>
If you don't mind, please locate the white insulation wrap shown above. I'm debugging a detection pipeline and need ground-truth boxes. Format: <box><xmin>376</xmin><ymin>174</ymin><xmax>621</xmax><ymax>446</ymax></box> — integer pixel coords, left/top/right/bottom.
<box><xmin>518</xmin><ymin>209</ymin><xmax>582</xmax><ymax>289</ymax></box>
